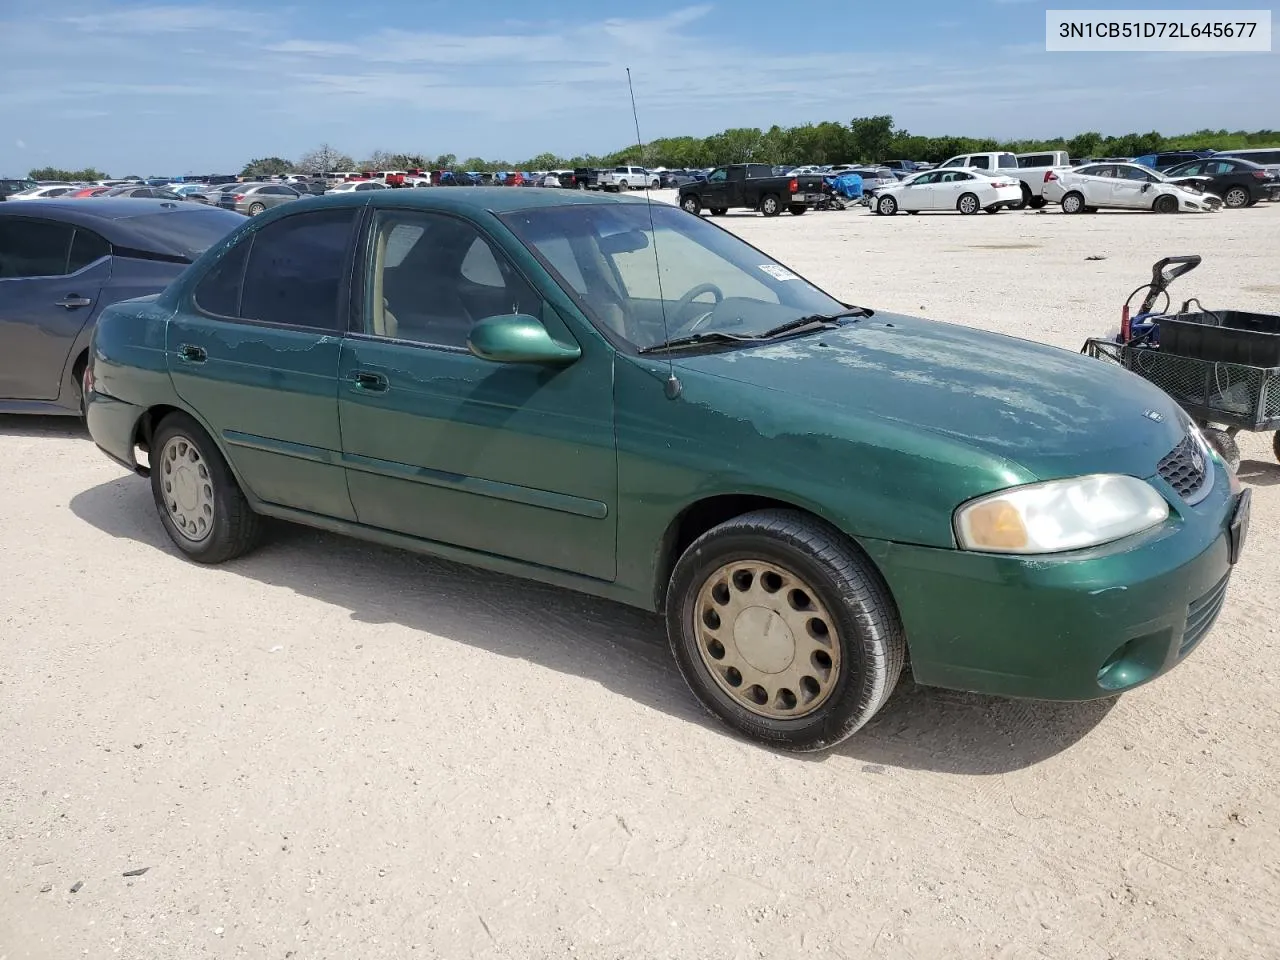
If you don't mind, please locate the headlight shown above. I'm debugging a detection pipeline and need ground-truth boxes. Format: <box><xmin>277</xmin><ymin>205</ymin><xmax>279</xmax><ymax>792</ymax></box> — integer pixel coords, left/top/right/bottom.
<box><xmin>954</xmin><ymin>475</ymin><xmax>1169</xmax><ymax>554</ymax></box>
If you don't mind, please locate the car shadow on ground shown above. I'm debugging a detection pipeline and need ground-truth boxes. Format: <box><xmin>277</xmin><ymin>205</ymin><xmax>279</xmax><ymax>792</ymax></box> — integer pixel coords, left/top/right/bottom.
<box><xmin>0</xmin><ymin>414</ymin><xmax>88</xmax><ymax>439</ymax></box>
<box><xmin>69</xmin><ymin>475</ymin><xmax>1113</xmax><ymax>775</ymax></box>
<box><xmin>1237</xmin><ymin>459</ymin><xmax>1280</xmax><ymax>487</ymax></box>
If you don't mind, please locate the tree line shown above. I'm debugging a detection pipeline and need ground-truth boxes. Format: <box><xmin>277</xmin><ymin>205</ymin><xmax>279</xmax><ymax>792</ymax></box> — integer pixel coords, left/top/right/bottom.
<box><xmin>26</xmin><ymin>118</ymin><xmax>1280</xmax><ymax>182</ymax></box>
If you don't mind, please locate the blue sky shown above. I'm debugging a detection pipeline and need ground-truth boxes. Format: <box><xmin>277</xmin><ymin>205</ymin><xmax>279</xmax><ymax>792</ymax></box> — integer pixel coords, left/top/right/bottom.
<box><xmin>1</xmin><ymin>0</ymin><xmax>1275</xmax><ymax>176</ymax></box>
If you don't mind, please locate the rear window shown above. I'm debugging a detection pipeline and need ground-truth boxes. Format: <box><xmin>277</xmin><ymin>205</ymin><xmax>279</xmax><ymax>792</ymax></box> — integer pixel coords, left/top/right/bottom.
<box><xmin>120</xmin><ymin>207</ymin><xmax>246</xmax><ymax>261</ymax></box>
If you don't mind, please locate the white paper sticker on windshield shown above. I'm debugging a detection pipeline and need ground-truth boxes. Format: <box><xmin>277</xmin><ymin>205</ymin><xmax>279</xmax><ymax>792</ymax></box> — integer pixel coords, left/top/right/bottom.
<box><xmin>758</xmin><ymin>264</ymin><xmax>800</xmax><ymax>281</ymax></box>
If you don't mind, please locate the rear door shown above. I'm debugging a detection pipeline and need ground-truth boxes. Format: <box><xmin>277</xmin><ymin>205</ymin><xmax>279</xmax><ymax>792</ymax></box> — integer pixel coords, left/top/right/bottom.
<box><xmin>167</xmin><ymin>207</ymin><xmax>359</xmax><ymax>519</ymax></box>
<box><xmin>0</xmin><ymin>218</ymin><xmax>109</xmax><ymax>400</ymax></box>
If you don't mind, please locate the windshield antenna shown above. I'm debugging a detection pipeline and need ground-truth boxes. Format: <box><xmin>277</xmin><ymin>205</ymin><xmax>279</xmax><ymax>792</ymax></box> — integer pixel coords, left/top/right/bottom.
<box><xmin>627</xmin><ymin>67</ymin><xmax>680</xmax><ymax>400</ymax></box>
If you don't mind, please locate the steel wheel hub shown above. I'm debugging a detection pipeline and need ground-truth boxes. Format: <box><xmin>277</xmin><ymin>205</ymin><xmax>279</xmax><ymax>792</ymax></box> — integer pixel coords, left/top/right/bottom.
<box><xmin>160</xmin><ymin>435</ymin><xmax>214</xmax><ymax>542</ymax></box>
<box><xmin>694</xmin><ymin>560</ymin><xmax>841</xmax><ymax>719</ymax></box>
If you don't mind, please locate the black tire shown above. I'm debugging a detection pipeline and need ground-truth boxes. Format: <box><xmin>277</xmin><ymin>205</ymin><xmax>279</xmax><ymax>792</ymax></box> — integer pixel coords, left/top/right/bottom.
<box><xmin>907</xmin><ymin>210</ymin><xmax>920</xmax><ymax>215</ymax></box>
<box><xmin>1029</xmin><ymin>196</ymin><xmax>1048</xmax><ymax>209</ymax></box>
<box><xmin>247</xmin><ymin>202</ymin><xmax>265</xmax><ymax>216</ymax></box>
<box><xmin>1061</xmin><ymin>191</ymin><xmax>1086</xmax><ymax>214</ymax></box>
<box><xmin>1153</xmin><ymin>194</ymin><xmax>1179</xmax><ymax>214</ymax></box>
<box><xmin>617</xmin><ymin>180</ymin><xmax>629</xmax><ymax>192</ymax></box>
<box><xmin>680</xmin><ymin>195</ymin><xmax>701</xmax><ymax>215</ymax></box>
<box><xmin>957</xmin><ymin>193</ymin><xmax>980</xmax><ymax>215</ymax></box>
<box><xmin>1015</xmin><ymin>184</ymin><xmax>1032</xmax><ymax>210</ymax></box>
<box><xmin>788</xmin><ymin>204</ymin><xmax>807</xmax><ymax>215</ymax></box>
<box><xmin>759</xmin><ymin>194</ymin><xmax>781</xmax><ymax>217</ymax></box>
<box><xmin>1222</xmin><ymin>186</ymin><xmax>1250</xmax><ymax>208</ymax></box>
<box><xmin>877</xmin><ymin>195</ymin><xmax>898</xmax><ymax>216</ymax></box>
<box><xmin>983</xmin><ymin>205</ymin><xmax>1002</xmax><ymax>214</ymax></box>
<box><xmin>150</xmin><ymin>412</ymin><xmax>262</xmax><ymax>564</ymax></box>
<box><xmin>1273</xmin><ymin>430</ymin><xmax>1280</xmax><ymax>464</ymax></box>
<box><xmin>665</xmin><ymin>509</ymin><xmax>906</xmax><ymax>752</ymax></box>
<box><xmin>710</xmin><ymin>207</ymin><xmax>727</xmax><ymax>216</ymax></box>
<box><xmin>1202</xmin><ymin>427</ymin><xmax>1241</xmax><ymax>471</ymax></box>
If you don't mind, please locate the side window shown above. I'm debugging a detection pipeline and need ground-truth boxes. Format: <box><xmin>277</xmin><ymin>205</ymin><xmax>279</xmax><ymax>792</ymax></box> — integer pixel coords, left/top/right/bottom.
<box><xmin>530</xmin><ymin>233</ymin><xmax>587</xmax><ymax>294</ymax></box>
<box><xmin>998</xmin><ymin>154</ymin><xmax>1017</xmax><ymax>168</ymax></box>
<box><xmin>364</xmin><ymin>211</ymin><xmax>541</xmax><ymax>349</ymax></box>
<box><xmin>0</xmin><ymin>220</ymin><xmax>73</xmax><ymax>278</ymax></box>
<box><xmin>68</xmin><ymin>228</ymin><xmax>111</xmax><ymax>272</ymax></box>
<box><xmin>708</xmin><ymin>168</ymin><xmax>727</xmax><ymax>183</ymax></box>
<box><xmin>238</xmin><ymin>208</ymin><xmax>356</xmax><ymax>329</ymax></box>
<box><xmin>1207</xmin><ymin>161</ymin><xmax>1234</xmax><ymax>175</ymax></box>
<box><xmin>970</xmin><ymin>156</ymin><xmax>991</xmax><ymax>169</ymax></box>
<box><xmin>941</xmin><ymin>157</ymin><xmax>964</xmax><ymax>167</ymax></box>
<box><xmin>193</xmin><ymin>235</ymin><xmax>251</xmax><ymax>317</ymax></box>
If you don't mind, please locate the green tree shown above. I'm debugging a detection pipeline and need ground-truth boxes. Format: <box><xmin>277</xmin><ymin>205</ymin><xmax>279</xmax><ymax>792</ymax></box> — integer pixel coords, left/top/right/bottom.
<box><xmin>847</xmin><ymin>115</ymin><xmax>895</xmax><ymax>163</ymax></box>
<box><xmin>295</xmin><ymin>143</ymin><xmax>356</xmax><ymax>176</ymax></box>
<box><xmin>432</xmin><ymin>153</ymin><xmax>457</xmax><ymax>170</ymax></box>
<box><xmin>29</xmin><ymin>166</ymin><xmax>106</xmax><ymax>181</ymax></box>
<box><xmin>240</xmin><ymin>157</ymin><xmax>293</xmax><ymax>178</ymax></box>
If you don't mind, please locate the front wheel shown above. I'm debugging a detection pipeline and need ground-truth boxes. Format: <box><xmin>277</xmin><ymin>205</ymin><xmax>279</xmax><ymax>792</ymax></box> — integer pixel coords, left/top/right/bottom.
<box><xmin>957</xmin><ymin>192</ymin><xmax>979</xmax><ymax>215</ymax></box>
<box><xmin>681</xmin><ymin>195</ymin><xmax>701</xmax><ymax>215</ymax></box>
<box><xmin>150</xmin><ymin>412</ymin><xmax>263</xmax><ymax>564</ymax></box>
<box><xmin>759</xmin><ymin>194</ymin><xmax>781</xmax><ymax>216</ymax></box>
<box><xmin>877</xmin><ymin>195</ymin><xmax>898</xmax><ymax>215</ymax></box>
<box><xmin>788</xmin><ymin>204</ymin><xmax>807</xmax><ymax>215</ymax></box>
<box><xmin>666</xmin><ymin>509</ymin><xmax>906</xmax><ymax>752</ymax></box>
<box><xmin>710</xmin><ymin>207</ymin><xmax>727</xmax><ymax>216</ymax></box>
<box><xmin>1153</xmin><ymin>194</ymin><xmax>1179</xmax><ymax>214</ymax></box>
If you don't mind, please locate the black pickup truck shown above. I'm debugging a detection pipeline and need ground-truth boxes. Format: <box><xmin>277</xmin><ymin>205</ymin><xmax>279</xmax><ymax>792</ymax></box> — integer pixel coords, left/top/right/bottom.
<box><xmin>677</xmin><ymin>163</ymin><xmax>825</xmax><ymax>216</ymax></box>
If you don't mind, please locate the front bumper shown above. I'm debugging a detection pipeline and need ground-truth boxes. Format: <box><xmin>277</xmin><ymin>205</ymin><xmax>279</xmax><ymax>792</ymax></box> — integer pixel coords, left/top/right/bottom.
<box><xmin>860</xmin><ymin>470</ymin><xmax>1240</xmax><ymax>701</ymax></box>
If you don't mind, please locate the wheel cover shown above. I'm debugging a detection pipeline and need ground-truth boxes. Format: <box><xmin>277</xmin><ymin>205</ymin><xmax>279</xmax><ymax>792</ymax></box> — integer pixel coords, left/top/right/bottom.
<box><xmin>959</xmin><ymin>195</ymin><xmax>977</xmax><ymax>214</ymax></box>
<box><xmin>881</xmin><ymin>197</ymin><xmax>895</xmax><ymax>213</ymax></box>
<box><xmin>694</xmin><ymin>559</ymin><xmax>842</xmax><ymax>719</ymax></box>
<box><xmin>1063</xmin><ymin>194</ymin><xmax>1081</xmax><ymax>213</ymax></box>
<box><xmin>159</xmin><ymin>435</ymin><xmax>215</xmax><ymax>542</ymax></box>
<box><xmin>1224</xmin><ymin>188</ymin><xmax>1248</xmax><ymax>207</ymax></box>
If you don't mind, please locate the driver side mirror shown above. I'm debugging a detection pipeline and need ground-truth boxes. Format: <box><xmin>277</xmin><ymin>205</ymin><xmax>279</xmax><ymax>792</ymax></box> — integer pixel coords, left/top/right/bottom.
<box><xmin>467</xmin><ymin>314</ymin><xmax>581</xmax><ymax>365</ymax></box>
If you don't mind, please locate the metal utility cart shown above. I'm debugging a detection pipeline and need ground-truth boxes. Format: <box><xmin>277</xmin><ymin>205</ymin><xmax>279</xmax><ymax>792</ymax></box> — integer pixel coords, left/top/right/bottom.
<box><xmin>1083</xmin><ymin>256</ymin><xmax>1280</xmax><ymax>470</ymax></box>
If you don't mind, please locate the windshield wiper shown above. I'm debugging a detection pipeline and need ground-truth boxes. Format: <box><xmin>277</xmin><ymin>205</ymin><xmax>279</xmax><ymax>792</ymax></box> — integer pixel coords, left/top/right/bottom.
<box><xmin>638</xmin><ymin>331</ymin><xmax>757</xmax><ymax>354</ymax></box>
<box><xmin>757</xmin><ymin>307</ymin><xmax>872</xmax><ymax>338</ymax></box>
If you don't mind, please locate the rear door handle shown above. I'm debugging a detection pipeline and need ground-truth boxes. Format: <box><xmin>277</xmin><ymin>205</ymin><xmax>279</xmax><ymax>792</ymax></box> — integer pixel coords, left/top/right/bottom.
<box><xmin>56</xmin><ymin>295</ymin><xmax>93</xmax><ymax>309</ymax></box>
<box><xmin>177</xmin><ymin>344</ymin><xmax>207</xmax><ymax>363</ymax></box>
<box><xmin>352</xmin><ymin>371</ymin><xmax>389</xmax><ymax>393</ymax></box>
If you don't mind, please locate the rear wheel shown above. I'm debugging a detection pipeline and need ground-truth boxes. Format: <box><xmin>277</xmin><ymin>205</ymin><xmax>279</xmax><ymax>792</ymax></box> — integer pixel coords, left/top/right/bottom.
<box><xmin>1273</xmin><ymin>431</ymin><xmax>1280</xmax><ymax>463</ymax></box>
<box><xmin>1029</xmin><ymin>196</ymin><xmax>1048</xmax><ymax>209</ymax></box>
<box><xmin>666</xmin><ymin>509</ymin><xmax>906</xmax><ymax>752</ymax></box>
<box><xmin>710</xmin><ymin>207</ymin><xmax>727</xmax><ymax>216</ymax></box>
<box><xmin>150</xmin><ymin>412</ymin><xmax>262</xmax><ymax>564</ymax></box>
<box><xmin>1015</xmin><ymin>184</ymin><xmax>1032</xmax><ymax>210</ymax></box>
<box><xmin>788</xmin><ymin>204</ymin><xmax>807</xmax><ymax>215</ymax></box>
<box><xmin>983</xmin><ymin>205</ymin><xmax>1002</xmax><ymax>214</ymax></box>
<box><xmin>247</xmin><ymin>201</ymin><xmax>265</xmax><ymax>215</ymax></box>
<box><xmin>1222</xmin><ymin>186</ymin><xmax>1250</xmax><ymax>208</ymax></box>
<box><xmin>957</xmin><ymin>192</ymin><xmax>979</xmax><ymax>215</ymax></box>
<box><xmin>1061</xmin><ymin>191</ymin><xmax>1086</xmax><ymax>214</ymax></box>
<box><xmin>760</xmin><ymin>194</ymin><xmax>781</xmax><ymax>217</ymax></box>
<box><xmin>1153</xmin><ymin>194</ymin><xmax>1179</xmax><ymax>214</ymax></box>
<box><xmin>681</xmin><ymin>195</ymin><xmax>701</xmax><ymax>215</ymax></box>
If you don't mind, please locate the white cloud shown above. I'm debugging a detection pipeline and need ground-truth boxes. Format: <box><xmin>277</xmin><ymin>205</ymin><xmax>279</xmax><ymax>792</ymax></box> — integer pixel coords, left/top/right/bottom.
<box><xmin>0</xmin><ymin>1</ymin><xmax>1275</xmax><ymax>176</ymax></box>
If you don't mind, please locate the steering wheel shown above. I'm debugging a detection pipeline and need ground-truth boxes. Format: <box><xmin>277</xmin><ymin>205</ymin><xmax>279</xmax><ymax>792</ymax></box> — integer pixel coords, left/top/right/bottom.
<box><xmin>671</xmin><ymin>282</ymin><xmax>725</xmax><ymax>335</ymax></box>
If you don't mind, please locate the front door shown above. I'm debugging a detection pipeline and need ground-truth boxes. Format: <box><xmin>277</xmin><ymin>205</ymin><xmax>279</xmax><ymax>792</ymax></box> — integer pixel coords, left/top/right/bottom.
<box><xmin>702</xmin><ymin>168</ymin><xmax>730</xmax><ymax>209</ymax></box>
<box><xmin>167</xmin><ymin>206</ymin><xmax>359</xmax><ymax>520</ymax></box>
<box><xmin>900</xmin><ymin>172</ymin><xmax>935</xmax><ymax>210</ymax></box>
<box><xmin>0</xmin><ymin>219</ymin><xmax>109</xmax><ymax>400</ymax></box>
<box><xmin>338</xmin><ymin>209</ymin><xmax>617</xmax><ymax>580</ymax></box>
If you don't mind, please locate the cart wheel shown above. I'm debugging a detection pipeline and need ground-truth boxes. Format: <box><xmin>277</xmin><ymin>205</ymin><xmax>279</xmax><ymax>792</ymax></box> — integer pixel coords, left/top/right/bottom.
<box><xmin>1203</xmin><ymin>428</ymin><xmax>1241</xmax><ymax>472</ymax></box>
<box><xmin>1273</xmin><ymin>430</ymin><xmax>1280</xmax><ymax>464</ymax></box>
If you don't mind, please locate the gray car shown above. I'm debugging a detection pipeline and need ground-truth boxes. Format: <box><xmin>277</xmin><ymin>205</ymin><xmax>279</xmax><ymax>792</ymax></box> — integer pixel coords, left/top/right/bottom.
<box><xmin>217</xmin><ymin>182</ymin><xmax>303</xmax><ymax>215</ymax></box>
<box><xmin>0</xmin><ymin>198</ymin><xmax>246</xmax><ymax>415</ymax></box>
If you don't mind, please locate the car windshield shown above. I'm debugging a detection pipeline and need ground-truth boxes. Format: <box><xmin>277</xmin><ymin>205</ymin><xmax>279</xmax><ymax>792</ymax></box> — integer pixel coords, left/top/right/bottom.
<box><xmin>118</xmin><ymin>207</ymin><xmax>246</xmax><ymax>260</ymax></box>
<box><xmin>501</xmin><ymin>202</ymin><xmax>848</xmax><ymax>352</ymax></box>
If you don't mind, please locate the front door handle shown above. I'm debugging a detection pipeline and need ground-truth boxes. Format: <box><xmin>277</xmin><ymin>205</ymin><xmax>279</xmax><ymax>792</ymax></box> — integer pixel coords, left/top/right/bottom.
<box><xmin>56</xmin><ymin>295</ymin><xmax>93</xmax><ymax>309</ymax></box>
<box><xmin>352</xmin><ymin>371</ymin><xmax>389</xmax><ymax>392</ymax></box>
<box><xmin>177</xmin><ymin>344</ymin><xmax>207</xmax><ymax>363</ymax></box>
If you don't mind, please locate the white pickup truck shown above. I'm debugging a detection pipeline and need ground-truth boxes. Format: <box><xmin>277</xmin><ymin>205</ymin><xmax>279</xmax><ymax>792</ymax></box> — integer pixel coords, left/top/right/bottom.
<box><xmin>598</xmin><ymin>165</ymin><xmax>661</xmax><ymax>191</ymax></box>
<box><xmin>936</xmin><ymin>150</ymin><xmax>1072</xmax><ymax>209</ymax></box>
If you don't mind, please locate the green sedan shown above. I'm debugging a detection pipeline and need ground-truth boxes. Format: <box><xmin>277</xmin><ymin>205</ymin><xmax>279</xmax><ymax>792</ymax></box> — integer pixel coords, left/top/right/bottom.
<box><xmin>83</xmin><ymin>188</ymin><xmax>1250</xmax><ymax>751</ymax></box>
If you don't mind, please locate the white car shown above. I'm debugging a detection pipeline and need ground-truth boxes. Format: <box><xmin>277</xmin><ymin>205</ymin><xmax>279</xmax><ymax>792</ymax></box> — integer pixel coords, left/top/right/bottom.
<box><xmin>329</xmin><ymin>180</ymin><xmax>388</xmax><ymax>193</ymax></box>
<box><xmin>8</xmin><ymin>183</ymin><xmax>75</xmax><ymax>200</ymax></box>
<box><xmin>874</xmin><ymin>169</ymin><xmax>1022</xmax><ymax>215</ymax></box>
<box><xmin>1043</xmin><ymin>162</ymin><xmax>1222</xmax><ymax>214</ymax></box>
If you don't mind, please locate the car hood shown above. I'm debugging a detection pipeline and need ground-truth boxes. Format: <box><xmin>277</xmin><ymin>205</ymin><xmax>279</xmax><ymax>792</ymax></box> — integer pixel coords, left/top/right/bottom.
<box><xmin>672</xmin><ymin>313</ymin><xmax>1188</xmax><ymax>480</ymax></box>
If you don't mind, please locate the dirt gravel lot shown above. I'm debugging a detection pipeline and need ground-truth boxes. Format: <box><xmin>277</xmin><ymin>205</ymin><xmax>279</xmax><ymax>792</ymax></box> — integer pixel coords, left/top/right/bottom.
<box><xmin>2</xmin><ymin>198</ymin><xmax>1279</xmax><ymax>959</ymax></box>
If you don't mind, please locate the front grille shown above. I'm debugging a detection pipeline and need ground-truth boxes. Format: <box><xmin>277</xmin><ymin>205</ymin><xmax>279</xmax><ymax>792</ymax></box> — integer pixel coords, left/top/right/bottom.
<box><xmin>1181</xmin><ymin>573</ymin><xmax>1230</xmax><ymax>655</ymax></box>
<box><xmin>1157</xmin><ymin>434</ymin><xmax>1209</xmax><ymax>502</ymax></box>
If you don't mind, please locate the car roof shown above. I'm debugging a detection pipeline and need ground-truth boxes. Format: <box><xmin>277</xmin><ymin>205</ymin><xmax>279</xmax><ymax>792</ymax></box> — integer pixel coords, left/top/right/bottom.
<box><xmin>0</xmin><ymin>198</ymin><xmax>243</xmax><ymax>253</ymax></box>
<box><xmin>284</xmin><ymin>186</ymin><xmax>654</xmax><ymax>216</ymax></box>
